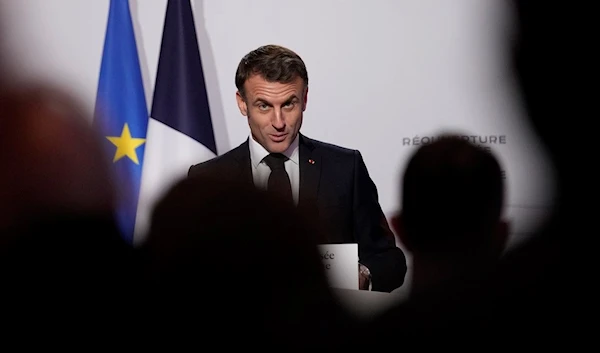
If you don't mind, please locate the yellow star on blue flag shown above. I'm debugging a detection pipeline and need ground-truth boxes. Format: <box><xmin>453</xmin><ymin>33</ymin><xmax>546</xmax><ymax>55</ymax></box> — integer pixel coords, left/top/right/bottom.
<box><xmin>106</xmin><ymin>123</ymin><xmax>146</xmax><ymax>164</ymax></box>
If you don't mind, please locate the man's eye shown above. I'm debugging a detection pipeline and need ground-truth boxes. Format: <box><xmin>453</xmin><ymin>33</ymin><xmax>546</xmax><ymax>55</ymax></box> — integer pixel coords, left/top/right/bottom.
<box><xmin>258</xmin><ymin>104</ymin><xmax>269</xmax><ymax>110</ymax></box>
<box><xmin>283</xmin><ymin>102</ymin><xmax>295</xmax><ymax>109</ymax></box>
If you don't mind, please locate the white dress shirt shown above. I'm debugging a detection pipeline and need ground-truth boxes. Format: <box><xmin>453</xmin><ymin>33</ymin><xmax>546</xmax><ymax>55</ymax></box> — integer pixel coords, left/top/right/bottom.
<box><xmin>248</xmin><ymin>134</ymin><xmax>300</xmax><ymax>206</ymax></box>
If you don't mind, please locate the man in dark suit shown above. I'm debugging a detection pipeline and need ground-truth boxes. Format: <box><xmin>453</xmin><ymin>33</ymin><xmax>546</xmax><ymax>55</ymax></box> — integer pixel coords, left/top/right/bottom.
<box><xmin>188</xmin><ymin>44</ymin><xmax>406</xmax><ymax>292</ymax></box>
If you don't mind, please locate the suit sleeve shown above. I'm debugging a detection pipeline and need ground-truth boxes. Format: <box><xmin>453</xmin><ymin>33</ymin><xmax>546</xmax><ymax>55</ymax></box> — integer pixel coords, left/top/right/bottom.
<box><xmin>352</xmin><ymin>150</ymin><xmax>407</xmax><ymax>292</ymax></box>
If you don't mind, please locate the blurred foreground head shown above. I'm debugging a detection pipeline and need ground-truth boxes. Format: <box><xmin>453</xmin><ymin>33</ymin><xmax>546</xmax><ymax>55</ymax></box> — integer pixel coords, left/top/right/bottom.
<box><xmin>0</xmin><ymin>85</ymin><xmax>132</xmax><ymax>298</ymax></box>
<box><xmin>140</xmin><ymin>175</ymin><xmax>350</xmax><ymax>346</ymax></box>
<box><xmin>143</xmin><ymin>175</ymin><xmax>329</xmax><ymax>297</ymax></box>
<box><xmin>395</xmin><ymin>135</ymin><xmax>507</xmax><ymax>258</ymax></box>
<box><xmin>0</xmin><ymin>85</ymin><xmax>117</xmax><ymax>234</ymax></box>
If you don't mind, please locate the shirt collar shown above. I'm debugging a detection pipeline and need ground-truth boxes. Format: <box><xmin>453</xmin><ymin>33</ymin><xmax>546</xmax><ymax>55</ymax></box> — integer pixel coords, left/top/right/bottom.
<box><xmin>249</xmin><ymin>134</ymin><xmax>300</xmax><ymax>169</ymax></box>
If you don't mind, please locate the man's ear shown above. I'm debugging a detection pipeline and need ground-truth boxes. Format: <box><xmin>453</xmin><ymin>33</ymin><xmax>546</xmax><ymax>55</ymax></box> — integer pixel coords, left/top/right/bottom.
<box><xmin>236</xmin><ymin>91</ymin><xmax>248</xmax><ymax>116</ymax></box>
<box><xmin>302</xmin><ymin>86</ymin><xmax>308</xmax><ymax>111</ymax></box>
<box><xmin>392</xmin><ymin>213</ymin><xmax>413</xmax><ymax>252</ymax></box>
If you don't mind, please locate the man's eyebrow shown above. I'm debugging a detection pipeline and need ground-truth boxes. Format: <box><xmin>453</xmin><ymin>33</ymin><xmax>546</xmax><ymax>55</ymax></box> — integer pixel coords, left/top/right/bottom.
<box><xmin>253</xmin><ymin>98</ymin><xmax>272</xmax><ymax>106</ymax></box>
<box><xmin>282</xmin><ymin>95</ymin><xmax>299</xmax><ymax>104</ymax></box>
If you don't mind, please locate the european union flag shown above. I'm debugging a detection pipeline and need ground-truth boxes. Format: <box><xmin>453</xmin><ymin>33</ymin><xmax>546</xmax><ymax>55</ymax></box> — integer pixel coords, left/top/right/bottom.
<box><xmin>93</xmin><ymin>0</ymin><xmax>149</xmax><ymax>244</ymax></box>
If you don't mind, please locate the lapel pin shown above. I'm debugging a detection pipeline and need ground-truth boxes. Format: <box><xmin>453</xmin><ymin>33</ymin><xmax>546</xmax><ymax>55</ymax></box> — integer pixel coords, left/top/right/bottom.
<box><xmin>308</xmin><ymin>159</ymin><xmax>315</xmax><ymax>164</ymax></box>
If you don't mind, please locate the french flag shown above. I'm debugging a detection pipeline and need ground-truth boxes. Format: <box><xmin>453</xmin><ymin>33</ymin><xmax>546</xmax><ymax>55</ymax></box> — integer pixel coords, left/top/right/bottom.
<box><xmin>135</xmin><ymin>0</ymin><xmax>217</xmax><ymax>245</ymax></box>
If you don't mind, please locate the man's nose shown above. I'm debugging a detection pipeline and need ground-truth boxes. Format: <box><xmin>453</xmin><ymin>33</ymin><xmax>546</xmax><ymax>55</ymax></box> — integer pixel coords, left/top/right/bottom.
<box><xmin>272</xmin><ymin>109</ymin><xmax>285</xmax><ymax>129</ymax></box>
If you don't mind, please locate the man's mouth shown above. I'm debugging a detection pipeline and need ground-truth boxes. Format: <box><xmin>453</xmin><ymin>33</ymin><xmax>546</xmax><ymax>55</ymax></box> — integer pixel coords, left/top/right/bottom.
<box><xmin>269</xmin><ymin>133</ymin><xmax>287</xmax><ymax>142</ymax></box>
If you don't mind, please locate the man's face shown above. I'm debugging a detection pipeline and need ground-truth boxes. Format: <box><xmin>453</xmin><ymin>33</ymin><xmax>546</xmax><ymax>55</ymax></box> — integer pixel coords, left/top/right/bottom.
<box><xmin>236</xmin><ymin>74</ymin><xmax>307</xmax><ymax>153</ymax></box>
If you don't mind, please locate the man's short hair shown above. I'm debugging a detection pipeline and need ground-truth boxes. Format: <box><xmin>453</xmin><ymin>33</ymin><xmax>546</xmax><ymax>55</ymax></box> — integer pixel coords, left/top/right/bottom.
<box><xmin>235</xmin><ymin>44</ymin><xmax>308</xmax><ymax>99</ymax></box>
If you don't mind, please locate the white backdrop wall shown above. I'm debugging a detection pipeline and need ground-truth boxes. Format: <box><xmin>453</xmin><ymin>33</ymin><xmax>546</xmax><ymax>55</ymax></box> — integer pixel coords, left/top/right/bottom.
<box><xmin>0</xmin><ymin>0</ymin><xmax>556</xmax><ymax>254</ymax></box>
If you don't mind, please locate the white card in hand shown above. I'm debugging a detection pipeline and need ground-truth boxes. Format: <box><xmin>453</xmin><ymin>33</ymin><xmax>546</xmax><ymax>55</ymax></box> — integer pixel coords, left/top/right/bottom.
<box><xmin>318</xmin><ymin>243</ymin><xmax>359</xmax><ymax>290</ymax></box>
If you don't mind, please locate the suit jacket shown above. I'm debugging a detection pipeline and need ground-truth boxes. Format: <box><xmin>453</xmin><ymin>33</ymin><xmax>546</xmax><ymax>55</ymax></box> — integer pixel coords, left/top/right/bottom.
<box><xmin>188</xmin><ymin>134</ymin><xmax>407</xmax><ymax>292</ymax></box>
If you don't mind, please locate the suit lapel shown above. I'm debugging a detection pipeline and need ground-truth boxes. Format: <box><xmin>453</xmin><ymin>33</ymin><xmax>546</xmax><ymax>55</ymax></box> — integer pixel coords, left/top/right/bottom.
<box><xmin>298</xmin><ymin>134</ymin><xmax>322</xmax><ymax>208</ymax></box>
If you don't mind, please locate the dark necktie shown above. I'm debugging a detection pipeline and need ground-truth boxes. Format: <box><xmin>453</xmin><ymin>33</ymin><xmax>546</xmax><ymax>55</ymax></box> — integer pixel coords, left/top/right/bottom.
<box><xmin>263</xmin><ymin>153</ymin><xmax>293</xmax><ymax>205</ymax></box>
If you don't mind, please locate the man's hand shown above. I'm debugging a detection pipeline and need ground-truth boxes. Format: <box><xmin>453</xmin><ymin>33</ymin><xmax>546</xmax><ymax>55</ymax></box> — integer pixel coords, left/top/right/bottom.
<box><xmin>358</xmin><ymin>263</ymin><xmax>371</xmax><ymax>290</ymax></box>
